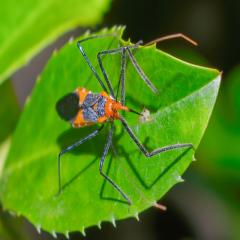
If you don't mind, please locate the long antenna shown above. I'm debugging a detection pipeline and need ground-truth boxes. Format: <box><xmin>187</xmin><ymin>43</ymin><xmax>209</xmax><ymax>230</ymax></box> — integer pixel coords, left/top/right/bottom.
<box><xmin>129</xmin><ymin>108</ymin><xmax>143</xmax><ymax>116</ymax></box>
<box><xmin>145</xmin><ymin>33</ymin><xmax>198</xmax><ymax>46</ymax></box>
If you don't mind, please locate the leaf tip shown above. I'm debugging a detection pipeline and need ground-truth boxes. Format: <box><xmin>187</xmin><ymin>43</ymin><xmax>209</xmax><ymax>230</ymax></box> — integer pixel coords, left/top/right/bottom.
<box><xmin>134</xmin><ymin>212</ymin><xmax>140</xmax><ymax>221</ymax></box>
<box><xmin>111</xmin><ymin>215</ymin><xmax>116</xmax><ymax>228</ymax></box>
<box><xmin>110</xmin><ymin>25</ymin><xmax>119</xmax><ymax>33</ymax></box>
<box><xmin>110</xmin><ymin>25</ymin><xmax>126</xmax><ymax>39</ymax></box>
<box><xmin>83</xmin><ymin>29</ymin><xmax>91</xmax><ymax>37</ymax></box>
<box><xmin>97</xmin><ymin>221</ymin><xmax>102</xmax><ymax>229</ymax></box>
<box><xmin>101</xmin><ymin>27</ymin><xmax>108</xmax><ymax>34</ymax></box>
<box><xmin>176</xmin><ymin>175</ymin><xmax>185</xmax><ymax>183</ymax></box>
<box><xmin>81</xmin><ymin>227</ymin><xmax>86</xmax><ymax>237</ymax></box>
<box><xmin>65</xmin><ymin>231</ymin><xmax>70</xmax><ymax>239</ymax></box>
<box><xmin>36</xmin><ymin>224</ymin><xmax>41</xmax><ymax>234</ymax></box>
<box><xmin>51</xmin><ymin>230</ymin><xmax>57</xmax><ymax>238</ymax></box>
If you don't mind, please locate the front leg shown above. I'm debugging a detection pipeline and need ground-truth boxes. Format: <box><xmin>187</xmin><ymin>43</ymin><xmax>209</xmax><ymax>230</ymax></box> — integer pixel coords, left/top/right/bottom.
<box><xmin>120</xmin><ymin>115</ymin><xmax>193</xmax><ymax>157</ymax></box>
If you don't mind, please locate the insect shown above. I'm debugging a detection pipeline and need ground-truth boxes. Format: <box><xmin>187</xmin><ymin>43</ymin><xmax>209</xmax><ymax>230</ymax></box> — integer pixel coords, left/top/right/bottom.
<box><xmin>56</xmin><ymin>32</ymin><xmax>196</xmax><ymax>205</ymax></box>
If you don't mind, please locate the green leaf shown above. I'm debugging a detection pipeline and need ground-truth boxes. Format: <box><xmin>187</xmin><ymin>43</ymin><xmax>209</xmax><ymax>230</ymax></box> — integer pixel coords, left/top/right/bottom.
<box><xmin>0</xmin><ymin>27</ymin><xmax>221</xmax><ymax>234</ymax></box>
<box><xmin>0</xmin><ymin>0</ymin><xmax>111</xmax><ymax>84</ymax></box>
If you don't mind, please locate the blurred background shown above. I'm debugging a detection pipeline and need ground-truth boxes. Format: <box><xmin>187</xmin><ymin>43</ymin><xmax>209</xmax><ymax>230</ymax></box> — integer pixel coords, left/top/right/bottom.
<box><xmin>1</xmin><ymin>0</ymin><xmax>240</xmax><ymax>239</ymax></box>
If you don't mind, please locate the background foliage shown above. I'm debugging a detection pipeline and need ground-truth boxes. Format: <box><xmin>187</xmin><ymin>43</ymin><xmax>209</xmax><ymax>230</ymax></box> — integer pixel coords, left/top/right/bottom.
<box><xmin>0</xmin><ymin>0</ymin><xmax>110</xmax><ymax>84</ymax></box>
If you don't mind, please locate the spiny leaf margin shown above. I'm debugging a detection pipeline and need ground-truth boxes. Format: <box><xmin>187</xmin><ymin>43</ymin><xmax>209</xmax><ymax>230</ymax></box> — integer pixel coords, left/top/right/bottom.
<box><xmin>0</xmin><ymin>26</ymin><xmax>221</xmax><ymax>234</ymax></box>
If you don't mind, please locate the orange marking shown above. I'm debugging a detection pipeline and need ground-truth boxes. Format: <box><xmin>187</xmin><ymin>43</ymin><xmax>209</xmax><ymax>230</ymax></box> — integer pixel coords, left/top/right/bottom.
<box><xmin>74</xmin><ymin>88</ymin><xmax>130</xmax><ymax>125</ymax></box>
<box><xmin>104</xmin><ymin>99</ymin><xmax>115</xmax><ymax>118</ymax></box>
<box><xmin>101</xmin><ymin>91</ymin><xmax>109</xmax><ymax>98</ymax></box>
<box><xmin>75</xmin><ymin>87</ymin><xmax>90</xmax><ymax>105</ymax></box>
<box><xmin>72</xmin><ymin>110</ymin><xmax>94</xmax><ymax>128</ymax></box>
<box><xmin>103</xmin><ymin>95</ymin><xmax>130</xmax><ymax>120</ymax></box>
<box><xmin>97</xmin><ymin>116</ymin><xmax>108</xmax><ymax>123</ymax></box>
<box><xmin>72</xmin><ymin>110</ymin><xmax>85</xmax><ymax>128</ymax></box>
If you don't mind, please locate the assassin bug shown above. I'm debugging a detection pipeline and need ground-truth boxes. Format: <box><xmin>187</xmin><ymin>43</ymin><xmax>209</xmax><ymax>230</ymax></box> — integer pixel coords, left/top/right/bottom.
<box><xmin>56</xmin><ymin>32</ymin><xmax>196</xmax><ymax>205</ymax></box>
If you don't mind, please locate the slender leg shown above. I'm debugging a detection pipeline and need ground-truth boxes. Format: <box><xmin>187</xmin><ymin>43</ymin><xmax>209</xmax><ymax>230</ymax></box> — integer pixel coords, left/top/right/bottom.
<box><xmin>120</xmin><ymin>115</ymin><xmax>193</xmax><ymax>157</ymax></box>
<box><xmin>118</xmin><ymin>41</ymin><xmax>144</xmax><ymax>104</ymax></box>
<box><xmin>78</xmin><ymin>34</ymin><xmax>169</xmax><ymax>98</ymax></box>
<box><xmin>99</xmin><ymin>123</ymin><xmax>132</xmax><ymax>205</ymax></box>
<box><xmin>98</xmin><ymin>39</ymin><xmax>158</xmax><ymax>98</ymax></box>
<box><xmin>97</xmin><ymin>42</ymin><xmax>142</xmax><ymax>99</ymax></box>
<box><xmin>119</xmin><ymin>48</ymin><xmax>127</xmax><ymax>105</ymax></box>
<box><xmin>97</xmin><ymin>47</ymin><xmax>124</xmax><ymax>98</ymax></box>
<box><xmin>126</xmin><ymin>48</ymin><xmax>158</xmax><ymax>94</ymax></box>
<box><xmin>120</xmin><ymin>34</ymin><xmax>197</xmax><ymax>95</ymax></box>
<box><xmin>57</xmin><ymin>125</ymin><xmax>104</xmax><ymax>195</ymax></box>
<box><xmin>77</xmin><ymin>34</ymin><xmax>117</xmax><ymax>93</ymax></box>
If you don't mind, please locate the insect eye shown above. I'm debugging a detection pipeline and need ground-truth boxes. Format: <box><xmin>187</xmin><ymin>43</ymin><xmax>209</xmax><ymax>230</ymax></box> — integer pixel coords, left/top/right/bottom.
<box><xmin>56</xmin><ymin>93</ymin><xmax>79</xmax><ymax>121</ymax></box>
